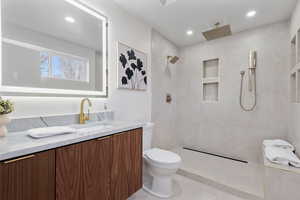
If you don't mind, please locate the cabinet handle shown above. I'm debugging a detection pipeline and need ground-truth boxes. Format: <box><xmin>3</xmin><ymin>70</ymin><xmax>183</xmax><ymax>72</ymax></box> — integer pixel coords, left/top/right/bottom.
<box><xmin>97</xmin><ymin>136</ymin><xmax>111</xmax><ymax>141</ymax></box>
<box><xmin>4</xmin><ymin>155</ymin><xmax>35</xmax><ymax>164</ymax></box>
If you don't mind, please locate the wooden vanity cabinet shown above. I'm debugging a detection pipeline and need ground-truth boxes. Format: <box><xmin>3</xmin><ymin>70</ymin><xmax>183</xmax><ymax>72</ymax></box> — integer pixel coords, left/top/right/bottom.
<box><xmin>111</xmin><ymin>128</ymin><xmax>143</xmax><ymax>200</ymax></box>
<box><xmin>0</xmin><ymin>128</ymin><xmax>142</xmax><ymax>200</ymax></box>
<box><xmin>0</xmin><ymin>150</ymin><xmax>55</xmax><ymax>200</ymax></box>
<box><xmin>82</xmin><ymin>137</ymin><xmax>112</xmax><ymax>200</ymax></box>
<box><xmin>56</xmin><ymin>136</ymin><xmax>112</xmax><ymax>200</ymax></box>
<box><xmin>56</xmin><ymin>128</ymin><xmax>142</xmax><ymax>200</ymax></box>
<box><xmin>56</xmin><ymin>142</ymin><xmax>83</xmax><ymax>200</ymax></box>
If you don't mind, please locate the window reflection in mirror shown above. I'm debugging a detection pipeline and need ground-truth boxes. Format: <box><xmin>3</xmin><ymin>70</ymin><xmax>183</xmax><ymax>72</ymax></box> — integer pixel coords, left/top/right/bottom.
<box><xmin>1</xmin><ymin>0</ymin><xmax>107</xmax><ymax>96</ymax></box>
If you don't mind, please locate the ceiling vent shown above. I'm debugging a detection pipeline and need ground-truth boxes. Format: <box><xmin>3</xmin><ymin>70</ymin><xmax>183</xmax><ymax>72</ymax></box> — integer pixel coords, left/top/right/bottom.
<box><xmin>160</xmin><ymin>0</ymin><xmax>177</xmax><ymax>6</ymax></box>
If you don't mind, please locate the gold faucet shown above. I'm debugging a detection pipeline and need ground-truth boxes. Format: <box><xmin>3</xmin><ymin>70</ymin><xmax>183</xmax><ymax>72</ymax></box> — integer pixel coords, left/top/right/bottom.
<box><xmin>79</xmin><ymin>98</ymin><xmax>92</xmax><ymax>124</ymax></box>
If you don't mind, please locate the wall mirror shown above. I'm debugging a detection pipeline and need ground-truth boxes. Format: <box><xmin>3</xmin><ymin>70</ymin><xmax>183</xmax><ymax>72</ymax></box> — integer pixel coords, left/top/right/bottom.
<box><xmin>1</xmin><ymin>0</ymin><xmax>108</xmax><ymax>97</ymax></box>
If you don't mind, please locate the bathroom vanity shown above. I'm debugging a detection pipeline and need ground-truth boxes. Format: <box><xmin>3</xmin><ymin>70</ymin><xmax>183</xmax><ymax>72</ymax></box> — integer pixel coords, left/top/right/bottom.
<box><xmin>0</xmin><ymin>122</ymin><xmax>143</xmax><ymax>200</ymax></box>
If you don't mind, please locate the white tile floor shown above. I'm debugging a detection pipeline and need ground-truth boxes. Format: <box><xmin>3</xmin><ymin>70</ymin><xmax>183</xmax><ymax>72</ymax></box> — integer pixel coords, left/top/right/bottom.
<box><xmin>129</xmin><ymin>174</ymin><xmax>248</xmax><ymax>200</ymax></box>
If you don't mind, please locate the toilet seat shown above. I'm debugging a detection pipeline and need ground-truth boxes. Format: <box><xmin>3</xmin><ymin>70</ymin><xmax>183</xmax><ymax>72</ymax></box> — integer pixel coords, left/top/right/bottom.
<box><xmin>144</xmin><ymin>148</ymin><xmax>181</xmax><ymax>167</ymax></box>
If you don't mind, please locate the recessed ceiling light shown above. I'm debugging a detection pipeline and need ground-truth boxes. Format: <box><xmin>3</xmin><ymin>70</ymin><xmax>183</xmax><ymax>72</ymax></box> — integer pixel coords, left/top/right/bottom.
<box><xmin>65</xmin><ymin>16</ymin><xmax>75</xmax><ymax>23</ymax></box>
<box><xmin>246</xmin><ymin>10</ymin><xmax>257</xmax><ymax>18</ymax></box>
<box><xmin>186</xmin><ymin>30</ymin><xmax>194</xmax><ymax>36</ymax></box>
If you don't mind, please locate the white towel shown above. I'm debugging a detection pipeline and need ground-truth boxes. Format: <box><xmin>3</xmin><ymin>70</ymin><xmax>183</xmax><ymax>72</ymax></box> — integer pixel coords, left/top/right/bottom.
<box><xmin>28</xmin><ymin>126</ymin><xmax>76</xmax><ymax>138</ymax></box>
<box><xmin>264</xmin><ymin>146</ymin><xmax>300</xmax><ymax>168</ymax></box>
<box><xmin>263</xmin><ymin>139</ymin><xmax>295</xmax><ymax>151</ymax></box>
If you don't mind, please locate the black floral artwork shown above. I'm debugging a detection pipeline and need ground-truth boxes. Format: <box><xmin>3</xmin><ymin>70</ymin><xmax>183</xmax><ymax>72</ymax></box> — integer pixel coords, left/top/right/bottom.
<box><xmin>121</xmin><ymin>76</ymin><xmax>128</xmax><ymax>85</ymax></box>
<box><xmin>136</xmin><ymin>59</ymin><xmax>143</xmax><ymax>71</ymax></box>
<box><xmin>118</xmin><ymin>43</ymin><xmax>147</xmax><ymax>90</ymax></box>
<box><xmin>125</xmin><ymin>68</ymin><xmax>134</xmax><ymax>80</ymax></box>
<box><xmin>119</xmin><ymin>54</ymin><xmax>127</xmax><ymax>68</ymax></box>
<box><xmin>127</xmin><ymin>49</ymin><xmax>137</xmax><ymax>60</ymax></box>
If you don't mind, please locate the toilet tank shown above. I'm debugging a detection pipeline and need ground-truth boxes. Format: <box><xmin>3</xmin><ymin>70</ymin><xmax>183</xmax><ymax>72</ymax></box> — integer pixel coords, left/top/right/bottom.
<box><xmin>143</xmin><ymin>122</ymin><xmax>154</xmax><ymax>151</ymax></box>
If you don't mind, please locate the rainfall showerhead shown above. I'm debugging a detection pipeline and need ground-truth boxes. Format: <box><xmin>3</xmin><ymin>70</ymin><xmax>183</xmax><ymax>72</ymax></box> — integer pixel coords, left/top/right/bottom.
<box><xmin>202</xmin><ymin>23</ymin><xmax>232</xmax><ymax>41</ymax></box>
<box><xmin>167</xmin><ymin>56</ymin><xmax>180</xmax><ymax>64</ymax></box>
<box><xmin>160</xmin><ymin>0</ymin><xmax>177</xmax><ymax>6</ymax></box>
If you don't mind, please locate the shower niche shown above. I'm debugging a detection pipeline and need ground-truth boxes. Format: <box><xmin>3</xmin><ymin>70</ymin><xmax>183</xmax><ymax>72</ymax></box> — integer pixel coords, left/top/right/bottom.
<box><xmin>290</xmin><ymin>29</ymin><xmax>300</xmax><ymax>103</ymax></box>
<box><xmin>202</xmin><ymin>58</ymin><xmax>220</xmax><ymax>102</ymax></box>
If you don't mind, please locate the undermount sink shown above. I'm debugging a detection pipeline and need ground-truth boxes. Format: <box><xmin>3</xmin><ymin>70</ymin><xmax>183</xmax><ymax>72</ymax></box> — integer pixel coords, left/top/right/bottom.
<box><xmin>72</xmin><ymin>122</ymin><xmax>113</xmax><ymax>136</ymax></box>
<box><xmin>71</xmin><ymin>121</ymin><xmax>113</xmax><ymax>129</ymax></box>
<box><xmin>74</xmin><ymin>120</ymin><xmax>113</xmax><ymax>131</ymax></box>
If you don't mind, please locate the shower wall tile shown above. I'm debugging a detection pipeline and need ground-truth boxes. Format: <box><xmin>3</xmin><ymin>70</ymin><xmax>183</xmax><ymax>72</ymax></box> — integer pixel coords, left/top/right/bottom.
<box><xmin>176</xmin><ymin>22</ymin><xmax>289</xmax><ymax>163</ymax></box>
<box><xmin>151</xmin><ymin>30</ymin><xmax>179</xmax><ymax>150</ymax></box>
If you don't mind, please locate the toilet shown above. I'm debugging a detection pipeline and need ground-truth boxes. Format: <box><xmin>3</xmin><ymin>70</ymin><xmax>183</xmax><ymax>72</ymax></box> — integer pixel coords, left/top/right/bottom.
<box><xmin>143</xmin><ymin>123</ymin><xmax>181</xmax><ymax>198</ymax></box>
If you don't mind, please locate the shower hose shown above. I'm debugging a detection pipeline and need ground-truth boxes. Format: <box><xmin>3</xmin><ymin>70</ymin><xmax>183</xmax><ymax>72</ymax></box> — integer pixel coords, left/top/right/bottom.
<box><xmin>239</xmin><ymin>71</ymin><xmax>257</xmax><ymax>111</ymax></box>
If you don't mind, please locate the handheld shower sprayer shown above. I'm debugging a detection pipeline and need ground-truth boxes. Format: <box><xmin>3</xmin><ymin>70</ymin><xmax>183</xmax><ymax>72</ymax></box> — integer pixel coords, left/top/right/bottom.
<box><xmin>240</xmin><ymin>50</ymin><xmax>257</xmax><ymax>111</ymax></box>
<box><xmin>249</xmin><ymin>50</ymin><xmax>257</xmax><ymax>69</ymax></box>
<box><xmin>248</xmin><ymin>51</ymin><xmax>257</xmax><ymax>92</ymax></box>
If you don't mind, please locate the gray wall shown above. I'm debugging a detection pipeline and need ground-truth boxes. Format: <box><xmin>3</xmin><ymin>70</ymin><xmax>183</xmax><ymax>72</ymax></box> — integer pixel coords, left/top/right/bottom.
<box><xmin>176</xmin><ymin>22</ymin><xmax>289</xmax><ymax>163</ymax></box>
<box><xmin>151</xmin><ymin>30</ymin><xmax>179</xmax><ymax>149</ymax></box>
<box><xmin>289</xmin><ymin>1</ymin><xmax>300</xmax><ymax>154</ymax></box>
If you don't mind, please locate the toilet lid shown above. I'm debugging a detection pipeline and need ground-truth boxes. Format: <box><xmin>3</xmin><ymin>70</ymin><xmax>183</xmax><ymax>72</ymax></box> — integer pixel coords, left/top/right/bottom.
<box><xmin>144</xmin><ymin>148</ymin><xmax>181</xmax><ymax>164</ymax></box>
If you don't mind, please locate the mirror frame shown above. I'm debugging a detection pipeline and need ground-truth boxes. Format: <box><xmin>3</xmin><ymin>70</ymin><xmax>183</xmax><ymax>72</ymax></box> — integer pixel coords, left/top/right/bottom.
<box><xmin>0</xmin><ymin>0</ymin><xmax>108</xmax><ymax>98</ymax></box>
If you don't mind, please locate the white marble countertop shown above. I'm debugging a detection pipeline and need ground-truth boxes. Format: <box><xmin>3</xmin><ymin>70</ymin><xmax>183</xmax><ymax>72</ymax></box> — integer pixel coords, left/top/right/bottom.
<box><xmin>0</xmin><ymin>121</ymin><xmax>145</xmax><ymax>162</ymax></box>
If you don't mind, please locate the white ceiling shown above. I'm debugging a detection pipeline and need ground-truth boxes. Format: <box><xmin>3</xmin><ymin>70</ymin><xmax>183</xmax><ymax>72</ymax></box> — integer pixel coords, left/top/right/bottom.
<box><xmin>114</xmin><ymin>0</ymin><xmax>298</xmax><ymax>47</ymax></box>
<box><xmin>2</xmin><ymin>0</ymin><xmax>103</xmax><ymax>50</ymax></box>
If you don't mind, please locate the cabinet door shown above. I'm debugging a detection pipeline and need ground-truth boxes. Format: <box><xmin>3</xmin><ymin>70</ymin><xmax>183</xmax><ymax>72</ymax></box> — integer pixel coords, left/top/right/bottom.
<box><xmin>0</xmin><ymin>150</ymin><xmax>55</xmax><ymax>200</ymax></box>
<box><xmin>82</xmin><ymin>137</ymin><xmax>112</xmax><ymax>200</ymax></box>
<box><xmin>128</xmin><ymin>128</ymin><xmax>143</xmax><ymax>196</ymax></box>
<box><xmin>56</xmin><ymin>143</ymin><xmax>83</xmax><ymax>200</ymax></box>
<box><xmin>111</xmin><ymin>128</ymin><xmax>143</xmax><ymax>200</ymax></box>
<box><xmin>111</xmin><ymin>131</ymin><xmax>131</xmax><ymax>200</ymax></box>
<box><xmin>56</xmin><ymin>137</ymin><xmax>112</xmax><ymax>200</ymax></box>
